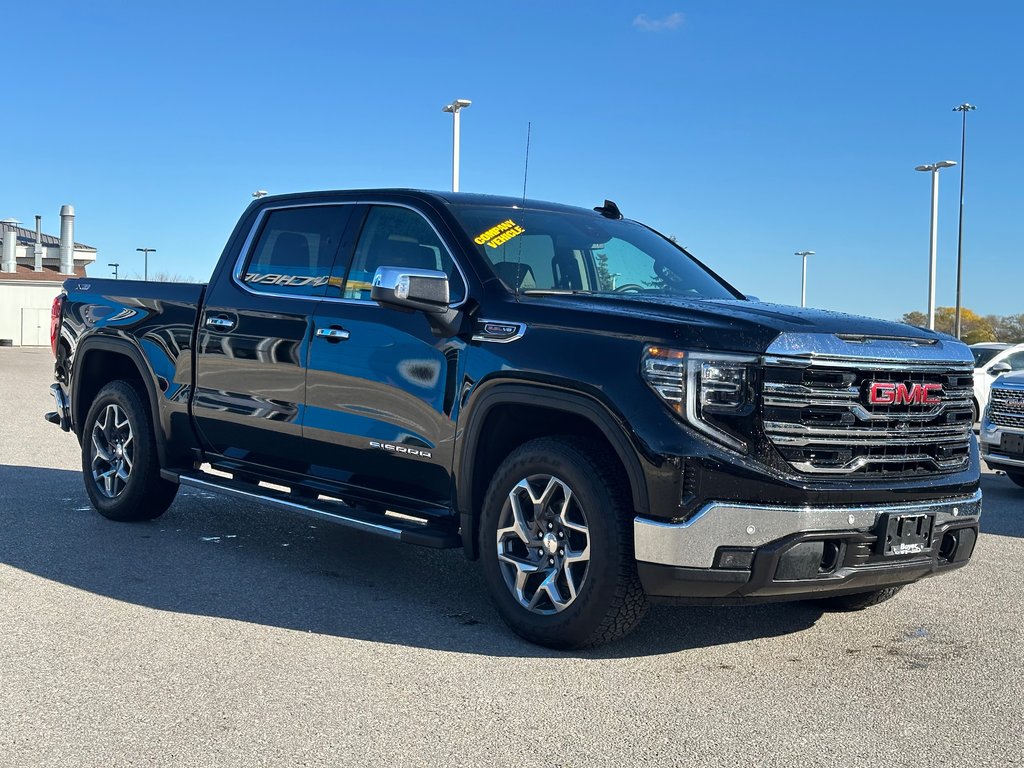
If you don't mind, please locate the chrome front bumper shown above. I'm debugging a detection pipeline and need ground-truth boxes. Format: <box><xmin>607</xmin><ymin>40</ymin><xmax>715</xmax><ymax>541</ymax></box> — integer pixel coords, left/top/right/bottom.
<box><xmin>634</xmin><ymin>490</ymin><xmax>983</xmax><ymax>569</ymax></box>
<box><xmin>980</xmin><ymin>421</ymin><xmax>1024</xmax><ymax>470</ymax></box>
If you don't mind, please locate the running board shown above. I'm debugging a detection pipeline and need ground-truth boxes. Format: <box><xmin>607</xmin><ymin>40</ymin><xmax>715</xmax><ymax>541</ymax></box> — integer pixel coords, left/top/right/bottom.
<box><xmin>162</xmin><ymin>470</ymin><xmax>461</xmax><ymax>549</ymax></box>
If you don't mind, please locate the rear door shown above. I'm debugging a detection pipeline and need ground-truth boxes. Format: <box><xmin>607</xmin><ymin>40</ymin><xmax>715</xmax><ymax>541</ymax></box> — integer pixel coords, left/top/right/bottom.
<box><xmin>193</xmin><ymin>203</ymin><xmax>356</xmax><ymax>473</ymax></box>
<box><xmin>303</xmin><ymin>203</ymin><xmax>468</xmax><ymax>509</ymax></box>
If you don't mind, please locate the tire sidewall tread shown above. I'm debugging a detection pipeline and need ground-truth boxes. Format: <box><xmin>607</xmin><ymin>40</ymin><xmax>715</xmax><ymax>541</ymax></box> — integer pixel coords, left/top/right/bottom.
<box><xmin>81</xmin><ymin>380</ymin><xmax>176</xmax><ymax>522</ymax></box>
<box><xmin>479</xmin><ymin>435</ymin><xmax>647</xmax><ymax>649</ymax></box>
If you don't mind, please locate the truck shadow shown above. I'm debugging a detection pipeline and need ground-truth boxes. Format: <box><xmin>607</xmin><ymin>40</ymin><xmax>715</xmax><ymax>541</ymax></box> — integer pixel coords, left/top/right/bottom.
<box><xmin>0</xmin><ymin>464</ymin><xmax>870</xmax><ymax>659</ymax></box>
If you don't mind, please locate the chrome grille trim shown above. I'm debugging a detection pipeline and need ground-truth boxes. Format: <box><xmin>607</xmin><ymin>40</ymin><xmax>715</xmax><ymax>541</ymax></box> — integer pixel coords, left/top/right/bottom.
<box><xmin>761</xmin><ymin>334</ymin><xmax>973</xmax><ymax>476</ymax></box>
<box><xmin>989</xmin><ymin>388</ymin><xmax>1024</xmax><ymax>428</ymax></box>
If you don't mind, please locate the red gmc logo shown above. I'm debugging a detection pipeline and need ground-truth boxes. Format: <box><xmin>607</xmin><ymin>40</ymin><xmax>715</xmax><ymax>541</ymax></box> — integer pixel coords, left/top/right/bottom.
<box><xmin>868</xmin><ymin>382</ymin><xmax>943</xmax><ymax>405</ymax></box>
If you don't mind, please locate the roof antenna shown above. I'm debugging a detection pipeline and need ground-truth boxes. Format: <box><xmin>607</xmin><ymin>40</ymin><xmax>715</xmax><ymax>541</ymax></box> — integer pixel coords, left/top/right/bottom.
<box><xmin>521</xmin><ymin>121</ymin><xmax>532</xmax><ymax>203</ymax></box>
<box><xmin>514</xmin><ymin>121</ymin><xmax>532</xmax><ymax>301</ymax></box>
<box><xmin>595</xmin><ymin>200</ymin><xmax>623</xmax><ymax>219</ymax></box>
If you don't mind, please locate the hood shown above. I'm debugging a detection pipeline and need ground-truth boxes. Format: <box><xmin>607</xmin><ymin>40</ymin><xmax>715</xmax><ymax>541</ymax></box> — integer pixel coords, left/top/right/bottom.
<box><xmin>992</xmin><ymin>371</ymin><xmax>1024</xmax><ymax>389</ymax></box>
<box><xmin>523</xmin><ymin>294</ymin><xmax>967</xmax><ymax>360</ymax></box>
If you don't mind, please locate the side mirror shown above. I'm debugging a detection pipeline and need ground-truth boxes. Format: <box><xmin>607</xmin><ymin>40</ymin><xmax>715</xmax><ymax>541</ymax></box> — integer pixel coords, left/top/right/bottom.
<box><xmin>745</xmin><ymin>294</ymin><xmax>761</xmax><ymax>302</ymax></box>
<box><xmin>989</xmin><ymin>361</ymin><xmax>1012</xmax><ymax>374</ymax></box>
<box><xmin>371</xmin><ymin>267</ymin><xmax>450</xmax><ymax>314</ymax></box>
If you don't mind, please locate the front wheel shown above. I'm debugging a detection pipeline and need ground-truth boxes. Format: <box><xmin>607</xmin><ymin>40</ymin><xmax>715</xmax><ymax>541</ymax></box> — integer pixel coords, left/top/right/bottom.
<box><xmin>81</xmin><ymin>380</ymin><xmax>177</xmax><ymax>521</ymax></box>
<box><xmin>479</xmin><ymin>436</ymin><xmax>647</xmax><ymax>649</ymax></box>
<box><xmin>1006</xmin><ymin>471</ymin><xmax>1024</xmax><ymax>489</ymax></box>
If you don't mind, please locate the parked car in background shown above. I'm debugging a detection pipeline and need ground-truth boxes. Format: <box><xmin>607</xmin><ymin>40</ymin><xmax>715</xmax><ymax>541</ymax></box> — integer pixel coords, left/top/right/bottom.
<box><xmin>980</xmin><ymin>371</ymin><xmax>1024</xmax><ymax>489</ymax></box>
<box><xmin>972</xmin><ymin>342</ymin><xmax>1024</xmax><ymax>423</ymax></box>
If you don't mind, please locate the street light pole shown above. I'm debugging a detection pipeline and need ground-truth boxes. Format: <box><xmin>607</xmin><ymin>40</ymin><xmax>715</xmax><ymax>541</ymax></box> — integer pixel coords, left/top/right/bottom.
<box><xmin>794</xmin><ymin>251</ymin><xmax>814</xmax><ymax>307</ymax></box>
<box><xmin>914</xmin><ymin>161</ymin><xmax>957</xmax><ymax>330</ymax></box>
<box><xmin>953</xmin><ymin>103</ymin><xmax>976</xmax><ymax>339</ymax></box>
<box><xmin>108</xmin><ymin>262</ymin><xmax>119</xmax><ymax>279</ymax></box>
<box><xmin>442</xmin><ymin>99</ymin><xmax>471</xmax><ymax>192</ymax></box>
<box><xmin>136</xmin><ymin>247</ymin><xmax>156</xmax><ymax>281</ymax></box>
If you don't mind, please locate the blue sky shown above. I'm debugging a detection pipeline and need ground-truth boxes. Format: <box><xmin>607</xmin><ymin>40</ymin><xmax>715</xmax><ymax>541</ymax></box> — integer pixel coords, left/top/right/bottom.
<box><xmin>4</xmin><ymin>1</ymin><xmax>1021</xmax><ymax>320</ymax></box>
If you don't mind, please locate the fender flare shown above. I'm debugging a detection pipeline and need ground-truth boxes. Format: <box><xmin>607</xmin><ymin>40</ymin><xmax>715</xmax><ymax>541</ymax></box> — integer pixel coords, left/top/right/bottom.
<box><xmin>71</xmin><ymin>335</ymin><xmax>172</xmax><ymax>468</ymax></box>
<box><xmin>456</xmin><ymin>381</ymin><xmax>650</xmax><ymax>559</ymax></box>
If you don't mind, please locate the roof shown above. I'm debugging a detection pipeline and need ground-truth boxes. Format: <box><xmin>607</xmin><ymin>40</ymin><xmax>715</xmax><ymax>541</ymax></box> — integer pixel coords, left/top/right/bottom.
<box><xmin>254</xmin><ymin>189</ymin><xmax>607</xmax><ymax>216</ymax></box>
<box><xmin>0</xmin><ymin>263</ymin><xmax>86</xmax><ymax>282</ymax></box>
<box><xmin>0</xmin><ymin>223</ymin><xmax>95</xmax><ymax>251</ymax></box>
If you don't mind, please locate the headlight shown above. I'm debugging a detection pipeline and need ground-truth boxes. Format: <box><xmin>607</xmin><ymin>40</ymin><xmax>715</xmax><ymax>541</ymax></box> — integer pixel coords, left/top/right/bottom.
<box><xmin>641</xmin><ymin>345</ymin><xmax>757</xmax><ymax>452</ymax></box>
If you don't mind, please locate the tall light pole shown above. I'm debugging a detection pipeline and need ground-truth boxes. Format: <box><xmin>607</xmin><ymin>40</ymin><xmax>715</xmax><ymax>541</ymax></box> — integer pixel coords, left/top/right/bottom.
<box><xmin>914</xmin><ymin>161</ymin><xmax>957</xmax><ymax>330</ymax></box>
<box><xmin>442</xmin><ymin>98</ymin><xmax>471</xmax><ymax>192</ymax></box>
<box><xmin>952</xmin><ymin>103</ymin><xmax>976</xmax><ymax>339</ymax></box>
<box><xmin>794</xmin><ymin>251</ymin><xmax>814</xmax><ymax>307</ymax></box>
<box><xmin>136</xmin><ymin>247</ymin><xmax>156</xmax><ymax>281</ymax></box>
<box><xmin>108</xmin><ymin>262</ymin><xmax>119</xmax><ymax>279</ymax></box>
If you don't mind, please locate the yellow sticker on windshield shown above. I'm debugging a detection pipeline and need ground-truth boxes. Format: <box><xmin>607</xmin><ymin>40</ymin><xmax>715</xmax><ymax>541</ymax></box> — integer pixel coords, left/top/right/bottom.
<box><xmin>475</xmin><ymin>219</ymin><xmax>525</xmax><ymax>249</ymax></box>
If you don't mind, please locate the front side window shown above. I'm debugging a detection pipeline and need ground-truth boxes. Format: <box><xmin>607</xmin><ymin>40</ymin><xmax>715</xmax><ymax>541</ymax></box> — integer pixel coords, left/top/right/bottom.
<box><xmin>241</xmin><ymin>206</ymin><xmax>352</xmax><ymax>298</ymax></box>
<box><xmin>451</xmin><ymin>205</ymin><xmax>739</xmax><ymax>300</ymax></box>
<box><xmin>343</xmin><ymin>205</ymin><xmax>465</xmax><ymax>303</ymax></box>
<box><xmin>1002</xmin><ymin>351</ymin><xmax>1024</xmax><ymax>371</ymax></box>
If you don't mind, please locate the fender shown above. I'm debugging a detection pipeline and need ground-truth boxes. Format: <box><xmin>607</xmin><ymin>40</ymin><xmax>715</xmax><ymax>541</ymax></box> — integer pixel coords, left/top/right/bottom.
<box><xmin>456</xmin><ymin>380</ymin><xmax>651</xmax><ymax>558</ymax></box>
<box><xmin>71</xmin><ymin>335</ymin><xmax>189</xmax><ymax>471</ymax></box>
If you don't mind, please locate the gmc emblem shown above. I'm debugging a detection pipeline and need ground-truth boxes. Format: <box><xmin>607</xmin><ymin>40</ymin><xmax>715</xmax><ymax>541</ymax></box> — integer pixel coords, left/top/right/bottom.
<box><xmin>868</xmin><ymin>382</ymin><xmax>943</xmax><ymax>406</ymax></box>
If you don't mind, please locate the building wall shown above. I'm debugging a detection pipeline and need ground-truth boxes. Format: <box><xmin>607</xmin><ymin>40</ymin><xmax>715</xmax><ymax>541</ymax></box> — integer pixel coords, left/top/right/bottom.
<box><xmin>0</xmin><ymin>282</ymin><xmax>63</xmax><ymax>346</ymax></box>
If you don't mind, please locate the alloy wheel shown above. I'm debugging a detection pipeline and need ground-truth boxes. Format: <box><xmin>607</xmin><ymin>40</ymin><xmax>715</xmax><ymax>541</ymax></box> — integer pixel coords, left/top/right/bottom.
<box><xmin>495</xmin><ymin>474</ymin><xmax>591</xmax><ymax>614</ymax></box>
<box><xmin>90</xmin><ymin>403</ymin><xmax>134</xmax><ymax>499</ymax></box>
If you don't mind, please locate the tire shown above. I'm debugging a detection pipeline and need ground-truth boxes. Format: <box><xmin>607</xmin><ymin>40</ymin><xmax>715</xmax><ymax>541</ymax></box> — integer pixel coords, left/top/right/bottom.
<box><xmin>478</xmin><ymin>436</ymin><xmax>647</xmax><ymax>649</ymax></box>
<box><xmin>1006</xmin><ymin>471</ymin><xmax>1024</xmax><ymax>489</ymax></box>
<box><xmin>81</xmin><ymin>380</ymin><xmax>177</xmax><ymax>521</ymax></box>
<box><xmin>815</xmin><ymin>585</ymin><xmax>904</xmax><ymax>612</ymax></box>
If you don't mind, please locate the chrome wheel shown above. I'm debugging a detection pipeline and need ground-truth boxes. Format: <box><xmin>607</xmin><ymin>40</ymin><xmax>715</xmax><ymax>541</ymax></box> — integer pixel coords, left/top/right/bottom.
<box><xmin>495</xmin><ymin>474</ymin><xmax>591</xmax><ymax>615</ymax></box>
<box><xmin>90</xmin><ymin>403</ymin><xmax>134</xmax><ymax>499</ymax></box>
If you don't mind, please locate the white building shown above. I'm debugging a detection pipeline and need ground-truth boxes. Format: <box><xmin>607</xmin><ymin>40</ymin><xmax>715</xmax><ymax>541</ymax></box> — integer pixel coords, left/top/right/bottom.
<box><xmin>0</xmin><ymin>205</ymin><xmax>96</xmax><ymax>346</ymax></box>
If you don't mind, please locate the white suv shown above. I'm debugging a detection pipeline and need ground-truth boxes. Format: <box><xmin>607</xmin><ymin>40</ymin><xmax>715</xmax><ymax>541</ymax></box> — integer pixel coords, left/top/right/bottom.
<box><xmin>972</xmin><ymin>342</ymin><xmax>1024</xmax><ymax>422</ymax></box>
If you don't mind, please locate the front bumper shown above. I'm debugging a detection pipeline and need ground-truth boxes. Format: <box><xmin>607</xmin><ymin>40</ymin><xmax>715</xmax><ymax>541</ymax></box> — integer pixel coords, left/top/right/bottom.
<box><xmin>980</xmin><ymin>421</ymin><xmax>1024</xmax><ymax>473</ymax></box>
<box><xmin>634</xmin><ymin>490</ymin><xmax>981</xmax><ymax>603</ymax></box>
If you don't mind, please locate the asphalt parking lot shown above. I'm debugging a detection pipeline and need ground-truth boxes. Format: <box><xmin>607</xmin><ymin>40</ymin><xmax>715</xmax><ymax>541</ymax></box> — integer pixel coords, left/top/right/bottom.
<box><xmin>1</xmin><ymin>346</ymin><xmax>1021</xmax><ymax>767</ymax></box>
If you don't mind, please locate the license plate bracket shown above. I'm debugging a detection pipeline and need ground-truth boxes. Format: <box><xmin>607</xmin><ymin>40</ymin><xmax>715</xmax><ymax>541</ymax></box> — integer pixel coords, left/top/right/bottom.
<box><xmin>877</xmin><ymin>513</ymin><xmax>934</xmax><ymax>556</ymax></box>
<box><xmin>1001</xmin><ymin>432</ymin><xmax>1024</xmax><ymax>457</ymax></box>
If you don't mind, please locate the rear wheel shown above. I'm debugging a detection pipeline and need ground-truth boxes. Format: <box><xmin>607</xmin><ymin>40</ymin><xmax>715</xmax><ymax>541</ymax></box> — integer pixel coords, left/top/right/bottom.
<box><xmin>1006</xmin><ymin>471</ymin><xmax>1024</xmax><ymax>489</ymax></box>
<box><xmin>81</xmin><ymin>380</ymin><xmax>177</xmax><ymax>521</ymax></box>
<box><xmin>479</xmin><ymin>436</ymin><xmax>647</xmax><ymax>649</ymax></box>
<box><xmin>815</xmin><ymin>586</ymin><xmax>904</xmax><ymax>612</ymax></box>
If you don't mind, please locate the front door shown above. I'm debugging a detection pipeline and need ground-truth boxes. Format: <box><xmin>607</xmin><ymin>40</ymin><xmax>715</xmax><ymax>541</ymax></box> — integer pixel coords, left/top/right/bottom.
<box><xmin>303</xmin><ymin>204</ymin><xmax>467</xmax><ymax>511</ymax></box>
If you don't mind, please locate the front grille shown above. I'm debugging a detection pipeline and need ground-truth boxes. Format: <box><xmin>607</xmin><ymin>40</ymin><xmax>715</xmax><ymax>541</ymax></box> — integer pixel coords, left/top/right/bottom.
<box><xmin>989</xmin><ymin>387</ymin><xmax>1024</xmax><ymax>428</ymax></box>
<box><xmin>762</xmin><ymin>359</ymin><xmax>974</xmax><ymax>476</ymax></box>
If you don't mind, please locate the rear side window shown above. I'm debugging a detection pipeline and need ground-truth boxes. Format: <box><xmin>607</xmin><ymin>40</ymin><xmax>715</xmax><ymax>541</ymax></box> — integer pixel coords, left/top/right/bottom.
<box><xmin>241</xmin><ymin>206</ymin><xmax>352</xmax><ymax>298</ymax></box>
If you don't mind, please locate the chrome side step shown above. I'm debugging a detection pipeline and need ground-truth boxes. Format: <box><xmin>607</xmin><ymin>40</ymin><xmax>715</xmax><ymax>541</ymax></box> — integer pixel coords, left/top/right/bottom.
<box><xmin>162</xmin><ymin>470</ymin><xmax>461</xmax><ymax>549</ymax></box>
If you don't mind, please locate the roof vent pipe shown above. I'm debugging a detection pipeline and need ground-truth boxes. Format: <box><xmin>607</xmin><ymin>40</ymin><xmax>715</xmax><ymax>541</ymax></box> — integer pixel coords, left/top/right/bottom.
<box><xmin>1</xmin><ymin>222</ymin><xmax>15</xmax><ymax>273</ymax></box>
<box><xmin>59</xmin><ymin>204</ymin><xmax>75</xmax><ymax>274</ymax></box>
<box><xmin>33</xmin><ymin>215</ymin><xmax>43</xmax><ymax>272</ymax></box>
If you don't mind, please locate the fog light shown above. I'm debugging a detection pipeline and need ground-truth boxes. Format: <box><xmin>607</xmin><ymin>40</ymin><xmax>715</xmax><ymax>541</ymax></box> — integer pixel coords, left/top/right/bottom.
<box><xmin>714</xmin><ymin>547</ymin><xmax>756</xmax><ymax>570</ymax></box>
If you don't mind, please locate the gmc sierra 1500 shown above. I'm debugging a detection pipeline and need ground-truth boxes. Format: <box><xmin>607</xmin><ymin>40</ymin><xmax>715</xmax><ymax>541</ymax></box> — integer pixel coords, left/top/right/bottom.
<box><xmin>46</xmin><ymin>190</ymin><xmax>981</xmax><ymax>648</ymax></box>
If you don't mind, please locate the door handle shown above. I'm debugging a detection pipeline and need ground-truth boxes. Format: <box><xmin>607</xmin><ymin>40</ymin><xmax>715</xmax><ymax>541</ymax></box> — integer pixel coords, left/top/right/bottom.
<box><xmin>316</xmin><ymin>327</ymin><xmax>350</xmax><ymax>341</ymax></box>
<box><xmin>205</xmin><ymin>315</ymin><xmax>236</xmax><ymax>330</ymax></box>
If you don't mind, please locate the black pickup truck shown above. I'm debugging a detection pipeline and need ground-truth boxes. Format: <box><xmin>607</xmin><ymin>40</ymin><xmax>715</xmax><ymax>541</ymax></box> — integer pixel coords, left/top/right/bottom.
<box><xmin>46</xmin><ymin>189</ymin><xmax>981</xmax><ymax>648</ymax></box>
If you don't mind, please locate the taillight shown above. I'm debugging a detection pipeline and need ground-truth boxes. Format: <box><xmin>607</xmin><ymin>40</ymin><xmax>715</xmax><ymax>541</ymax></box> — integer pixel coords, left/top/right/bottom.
<box><xmin>50</xmin><ymin>294</ymin><xmax>64</xmax><ymax>358</ymax></box>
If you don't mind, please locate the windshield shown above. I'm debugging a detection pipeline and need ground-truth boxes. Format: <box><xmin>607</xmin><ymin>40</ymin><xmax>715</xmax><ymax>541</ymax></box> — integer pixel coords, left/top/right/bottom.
<box><xmin>451</xmin><ymin>205</ymin><xmax>740</xmax><ymax>300</ymax></box>
<box><xmin>972</xmin><ymin>347</ymin><xmax>1004</xmax><ymax>367</ymax></box>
